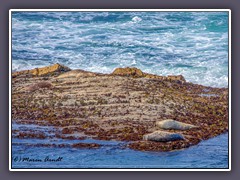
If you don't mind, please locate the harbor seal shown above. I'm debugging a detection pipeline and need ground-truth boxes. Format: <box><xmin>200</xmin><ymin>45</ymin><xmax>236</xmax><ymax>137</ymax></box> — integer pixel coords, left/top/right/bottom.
<box><xmin>156</xmin><ymin>119</ymin><xmax>198</xmax><ymax>130</ymax></box>
<box><xmin>143</xmin><ymin>130</ymin><xmax>184</xmax><ymax>142</ymax></box>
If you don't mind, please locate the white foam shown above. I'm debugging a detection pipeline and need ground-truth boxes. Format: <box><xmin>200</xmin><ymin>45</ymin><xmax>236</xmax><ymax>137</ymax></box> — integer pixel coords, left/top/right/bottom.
<box><xmin>11</xmin><ymin>12</ymin><xmax>229</xmax><ymax>88</ymax></box>
<box><xmin>132</xmin><ymin>16</ymin><xmax>142</xmax><ymax>23</ymax></box>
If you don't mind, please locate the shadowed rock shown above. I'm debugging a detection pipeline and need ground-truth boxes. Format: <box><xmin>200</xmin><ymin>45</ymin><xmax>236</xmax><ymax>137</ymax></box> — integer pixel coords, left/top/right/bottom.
<box><xmin>143</xmin><ymin>131</ymin><xmax>184</xmax><ymax>142</ymax></box>
<box><xmin>156</xmin><ymin>119</ymin><xmax>198</xmax><ymax>130</ymax></box>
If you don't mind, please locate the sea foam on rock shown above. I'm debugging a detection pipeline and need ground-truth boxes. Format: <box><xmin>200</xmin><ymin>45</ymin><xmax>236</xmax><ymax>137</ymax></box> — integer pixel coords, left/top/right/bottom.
<box><xmin>143</xmin><ymin>131</ymin><xmax>184</xmax><ymax>142</ymax></box>
<box><xmin>156</xmin><ymin>119</ymin><xmax>198</xmax><ymax>130</ymax></box>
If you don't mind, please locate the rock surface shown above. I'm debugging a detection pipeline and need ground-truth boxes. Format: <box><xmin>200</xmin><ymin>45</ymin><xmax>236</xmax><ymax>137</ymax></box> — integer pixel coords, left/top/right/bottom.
<box><xmin>57</xmin><ymin>69</ymin><xmax>98</xmax><ymax>78</ymax></box>
<box><xmin>156</xmin><ymin>119</ymin><xmax>198</xmax><ymax>130</ymax></box>
<box><xmin>12</xmin><ymin>64</ymin><xmax>228</xmax><ymax>152</ymax></box>
<box><xmin>167</xmin><ymin>75</ymin><xmax>186</xmax><ymax>83</ymax></box>
<box><xmin>111</xmin><ymin>67</ymin><xmax>145</xmax><ymax>77</ymax></box>
<box><xmin>112</xmin><ymin>67</ymin><xmax>186</xmax><ymax>83</ymax></box>
<box><xmin>143</xmin><ymin>131</ymin><xmax>184</xmax><ymax>142</ymax></box>
<box><xmin>26</xmin><ymin>81</ymin><xmax>53</xmax><ymax>92</ymax></box>
<box><xmin>12</xmin><ymin>63</ymin><xmax>71</xmax><ymax>77</ymax></box>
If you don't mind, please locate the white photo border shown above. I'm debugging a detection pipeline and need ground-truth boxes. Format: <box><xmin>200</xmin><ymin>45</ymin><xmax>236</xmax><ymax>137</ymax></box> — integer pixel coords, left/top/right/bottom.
<box><xmin>9</xmin><ymin>9</ymin><xmax>231</xmax><ymax>171</ymax></box>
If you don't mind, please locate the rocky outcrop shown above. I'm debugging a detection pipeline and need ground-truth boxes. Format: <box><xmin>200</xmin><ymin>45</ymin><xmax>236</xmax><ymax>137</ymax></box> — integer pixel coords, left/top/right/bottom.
<box><xmin>30</xmin><ymin>63</ymin><xmax>71</xmax><ymax>76</ymax></box>
<box><xmin>156</xmin><ymin>119</ymin><xmax>198</xmax><ymax>130</ymax></box>
<box><xmin>11</xmin><ymin>64</ymin><xmax>228</xmax><ymax>152</ymax></box>
<box><xmin>111</xmin><ymin>67</ymin><xmax>144</xmax><ymax>77</ymax></box>
<box><xmin>143</xmin><ymin>131</ymin><xmax>184</xmax><ymax>142</ymax></box>
<box><xmin>144</xmin><ymin>73</ymin><xmax>166</xmax><ymax>80</ymax></box>
<box><xmin>111</xmin><ymin>67</ymin><xmax>186</xmax><ymax>83</ymax></box>
<box><xmin>12</xmin><ymin>63</ymin><xmax>71</xmax><ymax>78</ymax></box>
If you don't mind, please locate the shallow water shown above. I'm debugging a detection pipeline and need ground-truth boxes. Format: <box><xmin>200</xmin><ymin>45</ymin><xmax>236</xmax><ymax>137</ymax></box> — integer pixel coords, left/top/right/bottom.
<box><xmin>12</xmin><ymin>11</ymin><xmax>229</xmax><ymax>88</ymax></box>
<box><xmin>12</xmin><ymin>123</ymin><xmax>229</xmax><ymax>169</ymax></box>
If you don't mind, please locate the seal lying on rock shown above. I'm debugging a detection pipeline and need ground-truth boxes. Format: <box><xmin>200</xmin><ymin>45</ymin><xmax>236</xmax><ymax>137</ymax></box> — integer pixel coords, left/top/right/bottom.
<box><xmin>143</xmin><ymin>131</ymin><xmax>184</xmax><ymax>142</ymax></box>
<box><xmin>156</xmin><ymin>119</ymin><xmax>198</xmax><ymax>130</ymax></box>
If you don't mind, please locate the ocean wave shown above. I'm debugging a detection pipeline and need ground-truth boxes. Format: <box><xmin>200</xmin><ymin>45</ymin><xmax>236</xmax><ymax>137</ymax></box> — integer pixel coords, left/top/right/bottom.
<box><xmin>132</xmin><ymin>16</ymin><xmax>142</xmax><ymax>23</ymax></box>
<box><xmin>11</xmin><ymin>12</ymin><xmax>229</xmax><ymax>88</ymax></box>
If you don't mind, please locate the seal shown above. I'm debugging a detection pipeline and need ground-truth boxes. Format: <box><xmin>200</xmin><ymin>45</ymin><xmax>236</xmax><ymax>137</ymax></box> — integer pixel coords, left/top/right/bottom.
<box><xmin>156</xmin><ymin>119</ymin><xmax>198</xmax><ymax>130</ymax></box>
<box><xmin>143</xmin><ymin>130</ymin><xmax>184</xmax><ymax>142</ymax></box>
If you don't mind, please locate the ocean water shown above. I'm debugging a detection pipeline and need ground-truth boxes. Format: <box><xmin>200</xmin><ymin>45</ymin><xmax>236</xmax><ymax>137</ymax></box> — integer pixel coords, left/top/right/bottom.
<box><xmin>11</xmin><ymin>11</ymin><xmax>229</xmax><ymax>169</ymax></box>
<box><xmin>12</xmin><ymin>11</ymin><xmax>229</xmax><ymax>88</ymax></box>
<box><xmin>12</xmin><ymin>123</ymin><xmax>229</xmax><ymax>169</ymax></box>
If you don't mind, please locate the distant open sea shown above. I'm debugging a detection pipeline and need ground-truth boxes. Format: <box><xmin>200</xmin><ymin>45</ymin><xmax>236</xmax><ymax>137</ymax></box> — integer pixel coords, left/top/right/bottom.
<box><xmin>12</xmin><ymin>11</ymin><xmax>229</xmax><ymax>88</ymax></box>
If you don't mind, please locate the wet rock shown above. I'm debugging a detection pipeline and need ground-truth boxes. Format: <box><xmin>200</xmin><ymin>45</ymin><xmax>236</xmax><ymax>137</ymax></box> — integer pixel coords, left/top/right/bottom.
<box><xmin>111</xmin><ymin>67</ymin><xmax>144</xmax><ymax>77</ymax></box>
<box><xmin>72</xmin><ymin>143</ymin><xmax>101</xmax><ymax>149</ymax></box>
<box><xmin>156</xmin><ymin>119</ymin><xmax>198</xmax><ymax>130</ymax></box>
<box><xmin>143</xmin><ymin>131</ymin><xmax>184</xmax><ymax>142</ymax></box>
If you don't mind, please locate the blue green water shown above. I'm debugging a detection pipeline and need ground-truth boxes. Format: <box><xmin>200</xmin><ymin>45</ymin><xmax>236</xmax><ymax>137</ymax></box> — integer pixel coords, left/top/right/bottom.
<box><xmin>11</xmin><ymin>11</ymin><xmax>229</xmax><ymax>169</ymax></box>
<box><xmin>12</xmin><ymin>11</ymin><xmax>229</xmax><ymax>87</ymax></box>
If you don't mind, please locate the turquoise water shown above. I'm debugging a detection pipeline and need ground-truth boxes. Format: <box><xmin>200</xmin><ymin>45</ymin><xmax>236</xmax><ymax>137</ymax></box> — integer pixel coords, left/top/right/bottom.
<box><xmin>11</xmin><ymin>11</ymin><xmax>229</xmax><ymax>169</ymax></box>
<box><xmin>12</xmin><ymin>11</ymin><xmax>229</xmax><ymax>88</ymax></box>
